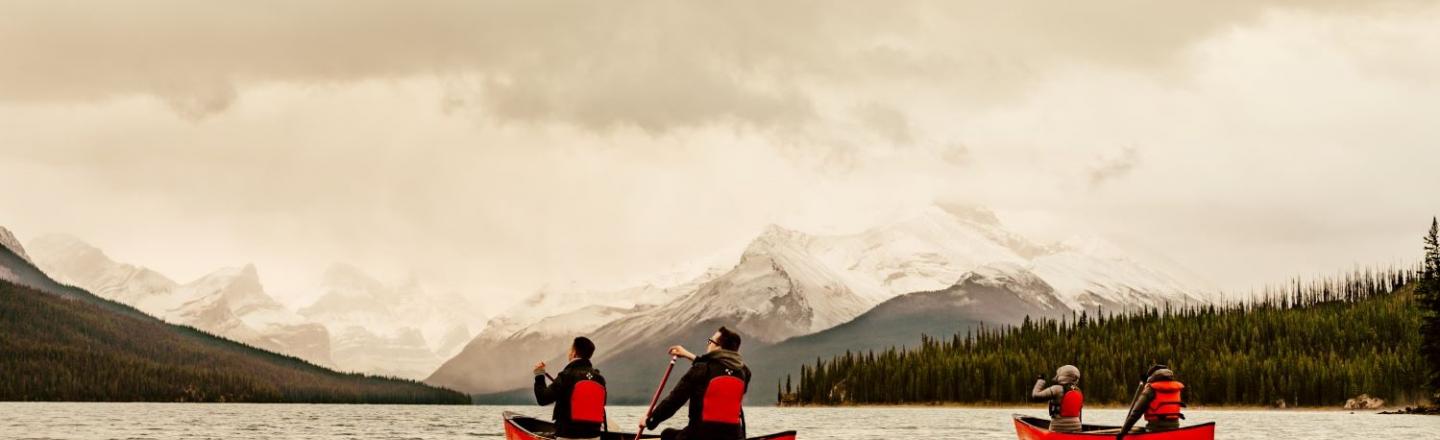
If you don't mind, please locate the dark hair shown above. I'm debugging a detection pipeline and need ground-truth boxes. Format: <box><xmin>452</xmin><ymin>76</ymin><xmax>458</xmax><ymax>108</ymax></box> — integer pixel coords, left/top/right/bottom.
<box><xmin>715</xmin><ymin>326</ymin><xmax>742</xmax><ymax>351</ymax></box>
<box><xmin>572</xmin><ymin>337</ymin><xmax>596</xmax><ymax>360</ymax></box>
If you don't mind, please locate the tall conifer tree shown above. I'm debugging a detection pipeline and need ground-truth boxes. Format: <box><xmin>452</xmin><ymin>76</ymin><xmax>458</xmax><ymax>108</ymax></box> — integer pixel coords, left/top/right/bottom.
<box><xmin>1420</xmin><ymin>217</ymin><xmax>1440</xmax><ymax>401</ymax></box>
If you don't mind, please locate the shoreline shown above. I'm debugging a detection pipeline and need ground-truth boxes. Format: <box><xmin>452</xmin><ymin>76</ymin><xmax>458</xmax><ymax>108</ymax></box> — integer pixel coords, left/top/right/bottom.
<box><xmin>775</xmin><ymin>402</ymin><xmax>1422</xmax><ymax>412</ymax></box>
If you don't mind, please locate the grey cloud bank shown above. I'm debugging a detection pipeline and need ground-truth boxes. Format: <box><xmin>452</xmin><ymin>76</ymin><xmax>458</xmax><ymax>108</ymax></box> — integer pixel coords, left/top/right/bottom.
<box><xmin>1</xmin><ymin>1</ymin><xmax>1438</xmax><ymax>311</ymax></box>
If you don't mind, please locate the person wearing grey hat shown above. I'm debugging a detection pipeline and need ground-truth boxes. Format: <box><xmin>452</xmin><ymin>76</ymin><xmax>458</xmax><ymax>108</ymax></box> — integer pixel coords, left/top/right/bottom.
<box><xmin>1119</xmin><ymin>365</ymin><xmax>1187</xmax><ymax>439</ymax></box>
<box><xmin>1031</xmin><ymin>364</ymin><xmax>1084</xmax><ymax>432</ymax></box>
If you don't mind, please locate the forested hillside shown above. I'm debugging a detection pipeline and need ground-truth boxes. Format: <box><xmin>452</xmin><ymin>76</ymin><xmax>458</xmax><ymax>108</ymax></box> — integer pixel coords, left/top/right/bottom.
<box><xmin>0</xmin><ymin>279</ymin><xmax>469</xmax><ymax>403</ymax></box>
<box><xmin>0</xmin><ymin>242</ymin><xmax>468</xmax><ymax>404</ymax></box>
<box><xmin>788</xmin><ymin>268</ymin><xmax>1429</xmax><ymax>407</ymax></box>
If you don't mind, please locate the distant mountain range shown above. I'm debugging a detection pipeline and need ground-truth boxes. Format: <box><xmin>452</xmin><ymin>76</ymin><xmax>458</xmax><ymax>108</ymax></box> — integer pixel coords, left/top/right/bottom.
<box><xmin>427</xmin><ymin>205</ymin><xmax>1211</xmax><ymax>403</ymax></box>
<box><xmin>3</xmin><ymin>204</ymin><xmax>1210</xmax><ymax>404</ymax></box>
<box><xmin>0</xmin><ymin>226</ymin><xmax>467</xmax><ymax>404</ymax></box>
<box><xmin>21</xmin><ymin>234</ymin><xmax>482</xmax><ymax>379</ymax></box>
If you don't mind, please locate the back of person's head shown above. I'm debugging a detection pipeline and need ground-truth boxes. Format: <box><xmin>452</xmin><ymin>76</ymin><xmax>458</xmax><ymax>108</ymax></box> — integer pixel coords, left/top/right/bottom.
<box><xmin>572</xmin><ymin>337</ymin><xmax>596</xmax><ymax>360</ymax></box>
<box><xmin>1055</xmin><ymin>365</ymin><xmax>1080</xmax><ymax>385</ymax></box>
<box><xmin>716</xmin><ymin>326</ymin><xmax>742</xmax><ymax>351</ymax></box>
<box><xmin>1147</xmin><ymin>368</ymin><xmax>1175</xmax><ymax>383</ymax></box>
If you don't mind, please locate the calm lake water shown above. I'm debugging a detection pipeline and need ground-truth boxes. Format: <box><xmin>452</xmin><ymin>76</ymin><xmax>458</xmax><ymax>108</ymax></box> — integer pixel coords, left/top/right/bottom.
<box><xmin>2</xmin><ymin>403</ymin><xmax>1437</xmax><ymax>439</ymax></box>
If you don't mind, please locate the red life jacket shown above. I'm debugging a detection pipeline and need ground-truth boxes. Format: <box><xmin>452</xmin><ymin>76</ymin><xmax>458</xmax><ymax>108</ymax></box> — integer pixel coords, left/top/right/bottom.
<box><xmin>569</xmin><ymin>378</ymin><xmax>606</xmax><ymax>424</ymax></box>
<box><xmin>700</xmin><ymin>373</ymin><xmax>746</xmax><ymax>424</ymax></box>
<box><xmin>1144</xmin><ymin>381</ymin><xmax>1185</xmax><ymax>422</ymax></box>
<box><xmin>1048</xmin><ymin>385</ymin><xmax>1083</xmax><ymax>419</ymax></box>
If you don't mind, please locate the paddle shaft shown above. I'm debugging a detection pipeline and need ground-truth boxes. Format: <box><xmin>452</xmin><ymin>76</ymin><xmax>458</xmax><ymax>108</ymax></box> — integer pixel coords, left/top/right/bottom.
<box><xmin>635</xmin><ymin>356</ymin><xmax>680</xmax><ymax>440</ymax></box>
<box><xmin>1116</xmin><ymin>380</ymin><xmax>1145</xmax><ymax>440</ymax></box>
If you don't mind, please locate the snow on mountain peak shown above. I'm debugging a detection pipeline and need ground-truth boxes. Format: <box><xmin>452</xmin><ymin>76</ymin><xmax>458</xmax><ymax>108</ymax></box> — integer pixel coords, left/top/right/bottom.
<box><xmin>747</xmin><ymin>224</ymin><xmax>812</xmax><ymax>255</ymax></box>
<box><xmin>0</xmin><ymin>226</ymin><xmax>34</xmax><ymax>265</ymax></box>
<box><xmin>26</xmin><ymin>234</ymin><xmax>179</xmax><ymax>305</ymax></box>
<box><xmin>1054</xmin><ymin>235</ymin><xmax>1131</xmax><ymax>260</ymax></box>
<box><xmin>959</xmin><ymin>262</ymin><xmax>1047</xmax><ymax>288</ymax></box>
<box><xmin>162</xmin><ymin>264</ymin><xmax>278</xmax><ymax>316</ymax></box>
<box><xmin>29</xmin><ymin>233</ymin><xmax>100</xmax><ymax>259</ymax></box>
<box><xmin>945</xmin><ymin>262</ymin><xmax>1067</xmax><ymax>312</ymax></box>
<box><xmin>193</xmin><ymin>264</ymin><xmax>263</xmax><ymax>291</ymax></box>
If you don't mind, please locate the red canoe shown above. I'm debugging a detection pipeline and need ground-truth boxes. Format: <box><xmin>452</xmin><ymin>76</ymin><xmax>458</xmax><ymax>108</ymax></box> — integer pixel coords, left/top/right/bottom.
<box><xmin>503</xmin><ymin>411</ymin><xmax>798</xmax><ymax>440</ymax></box>
<box><xmin>1014</xmin><ymin>414</ymin><xmax>1215</xmax><ymax>440</ymax></box>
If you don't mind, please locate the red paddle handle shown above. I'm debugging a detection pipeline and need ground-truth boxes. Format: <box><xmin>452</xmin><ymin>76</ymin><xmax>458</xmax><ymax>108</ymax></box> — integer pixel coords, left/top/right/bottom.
<box><xmin>635</xmin><ymin>356</ymin><xmax>679</xmax><ymax>440</ymax></box>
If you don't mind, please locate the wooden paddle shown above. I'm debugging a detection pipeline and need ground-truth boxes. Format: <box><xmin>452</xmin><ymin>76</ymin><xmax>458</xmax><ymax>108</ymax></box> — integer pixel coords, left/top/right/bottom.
<box><xmin>635</xmin><ymin>356</ymin><xmax>679</xmax><ymax>440</ymax></box>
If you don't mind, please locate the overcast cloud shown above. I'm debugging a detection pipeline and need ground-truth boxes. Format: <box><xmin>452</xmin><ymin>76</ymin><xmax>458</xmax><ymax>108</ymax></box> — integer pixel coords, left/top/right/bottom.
<box><xmin>1</xmin><ymin>1</ymin><xmax>1437</xmax><ymax>312</ymax></box>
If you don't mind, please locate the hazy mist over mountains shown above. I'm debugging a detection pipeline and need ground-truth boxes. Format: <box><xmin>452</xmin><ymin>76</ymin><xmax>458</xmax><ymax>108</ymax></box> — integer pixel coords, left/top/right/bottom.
<box><xmin>3</xmin><ymin>201</ymin><xmax>1208</xmax><ymax>386</ymax></box>
<box><xmin>16</xmin><ymin>232</ymin><xmax>484</xmax><ymax>379</ymax></box>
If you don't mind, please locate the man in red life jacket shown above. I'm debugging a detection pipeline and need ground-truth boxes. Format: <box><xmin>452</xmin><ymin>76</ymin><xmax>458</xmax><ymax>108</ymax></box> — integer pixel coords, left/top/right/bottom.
<box><xmin>644</xmin><ymin>326</ymin><xmax>751</xmax><ymax>440</ymax></box>
<box><xmin>534</xmin><ymin>337</ymin><xmax>608</xmax><ymax>440</ymax></box>
<box><xmin>1031</xmin><ymin>364</ymin><xmax>1084</xmax><ymax>432</ymax></box>
<box><xmin>1119</xmin><ymin>365</ymin><xmax>1186</xmax><ymax>438</ymax></box>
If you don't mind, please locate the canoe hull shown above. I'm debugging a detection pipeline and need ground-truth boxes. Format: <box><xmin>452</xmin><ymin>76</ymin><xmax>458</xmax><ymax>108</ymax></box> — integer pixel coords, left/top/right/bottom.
<box><xmin>503</xmin><ymin>411</ymin><xmax>796</xmax><ymax>440</ymax></box>
<box><xmin>1014</xmin><ymin>415</ymin><xmax>1214</xmax><ymax>440</ymax></box>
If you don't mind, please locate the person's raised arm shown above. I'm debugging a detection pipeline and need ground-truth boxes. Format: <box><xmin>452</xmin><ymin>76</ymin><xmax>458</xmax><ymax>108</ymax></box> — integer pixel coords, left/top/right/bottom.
<box><xmin>533</xmin><ymin>361</ymin><xmax>558</xmax><ymax>406</ymax></box>
<box><xmin>668</xmin><ymin>345</ymin><xmax>697</xmax><ymax>361</ymax></box>
<box><xmin>1031</xmin><ymin>375</ymin><xmax>1060</xmax><ymax>401</ymax></box>
<box><xmin>646</xmin><ymin>360</ymin><xmax>704</xmax><ymax>429</ymax></box>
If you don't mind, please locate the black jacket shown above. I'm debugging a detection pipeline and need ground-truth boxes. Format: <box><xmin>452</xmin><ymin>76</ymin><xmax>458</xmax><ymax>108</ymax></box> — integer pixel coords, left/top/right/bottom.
<box><xmin>535</xmin><ymin>359</ymin><xmax>606</xmax><ymax>438</ymax></box>
<box><xmin>646</xmin><ymin>350</ymin><xmax>751</xmax><ymax>440</ymax></box>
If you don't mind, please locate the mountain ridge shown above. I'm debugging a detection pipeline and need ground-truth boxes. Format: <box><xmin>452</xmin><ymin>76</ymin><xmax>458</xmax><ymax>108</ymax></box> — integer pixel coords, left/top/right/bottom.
<box><xmin>432</xmin><ymin>204</ymin><xmax>1210</xmax><ymax>401</ymax></box>
<box><xmin>0</xmin><ymin>238</ymin><xmax>468</xmax><ymax>404</ymax></box>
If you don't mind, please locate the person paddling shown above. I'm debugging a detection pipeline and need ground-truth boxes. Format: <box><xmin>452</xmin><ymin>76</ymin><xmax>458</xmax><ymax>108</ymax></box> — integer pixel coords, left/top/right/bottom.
<box><xmin>533</xmin><ymin>337</ymin><xmax>607</xmax><ymax>440</ymax></box>
<box><xmin>1031</xmin><ymin>364</ymin><xmax>1084</xmax><ymax>433</ymax></box>
<box><xmin>644</xmin><ymin>326</ymin><xmax>751</xmax><ymax>440</ymax></box>
<box><xmin>1119</xmin><ymin>365</ymin><xmax>1186</xmax><ymax>437</ymax></box>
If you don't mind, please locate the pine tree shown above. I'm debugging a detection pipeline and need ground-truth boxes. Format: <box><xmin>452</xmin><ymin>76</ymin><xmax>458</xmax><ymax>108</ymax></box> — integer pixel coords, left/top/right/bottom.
<box><xmin>1420</xmin><ymin>217</ymin><xmax>1440</xmax><ymax>402</ymax></box>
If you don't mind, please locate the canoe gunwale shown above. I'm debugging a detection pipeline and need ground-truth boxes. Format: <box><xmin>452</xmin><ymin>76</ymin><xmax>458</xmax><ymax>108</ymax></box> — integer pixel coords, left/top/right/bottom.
<box><xmin>503</xmin><ymin>411</ymin><xmax>796</xmax><ymax>440</ymax></box>
<box><xmin>1012</xmin><ymin>414</ymin><xmax>1216</xmax><ymax>439</ymax></box>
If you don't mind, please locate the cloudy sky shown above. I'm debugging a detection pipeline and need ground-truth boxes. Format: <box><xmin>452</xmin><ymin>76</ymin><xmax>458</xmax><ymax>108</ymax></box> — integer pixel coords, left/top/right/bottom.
<box><xmin>2</xmin><ymin>1</ymin><xmax>1438</xmax><ymax>313</ymax></box>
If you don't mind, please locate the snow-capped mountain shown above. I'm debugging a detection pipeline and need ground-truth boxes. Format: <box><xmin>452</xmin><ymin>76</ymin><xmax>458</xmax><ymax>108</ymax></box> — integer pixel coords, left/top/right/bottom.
<box><xmin>809</xmin><ymin>205</ymin><xmax>1203</xmax><ymax>310</ymax></box>
<box><xmin>25</xmin><ymin>235</ymin><xmax>333</xmax><ymax>367</ymax></box>
<box><xmin>425</xmin><ymin>265</ymin><xmax>723</xmax><ymax>394</ymax></box>
<box><xmin>763</xmin><ymin>262</ymin><xmax>1070</xmax><ymax>358</ymax></box>
<box><xmin>0</xmin><ymin>226</ymin><xmax>33</xmax><ymax>283</ymax></box>
<box><xmin>433</xmin><ymin>204</ymin><xmax>1209</xmax><ymax>399</ymax></box>
<box><xmin>299</xmin><ymin>264</ymin><xmax>485</xmax><ymax>379</ymax></box>
<box><xmin>27</xmin><ymin>234</ymin><xmax>180</xmax><ymax>306</ymax></box>
<box><xmin>740</xmin><ymin>262</ymin><xmax>1073</xmax><ymax>403</ymax></box>
<box><xmin>588</xmin><ymin>224</ymin><xmax>888</xmax><ymax>359</ymax></box>
<box><xmin>1</xmin><ymin>227</ymin><xmax>154</xmax><ymax>321</ymax></box>
<box><xmin>591</xmin><ymin>204</ymin><xmax>1203</xmax><ymax>356</ymax></box>
<box><xmin>145</xmin><ymin>264</ymin><xmax>334</xmax><ymax>367</ymax></box>
<box><xmin>0</xmin><ymin>226</ymin><xmax>34</xmax><ymax>267</ymax></box>
<box><xmin>1031</xmin><ymin>236</ymin><xmax>1204</xmax><ymax>310</ymax></box>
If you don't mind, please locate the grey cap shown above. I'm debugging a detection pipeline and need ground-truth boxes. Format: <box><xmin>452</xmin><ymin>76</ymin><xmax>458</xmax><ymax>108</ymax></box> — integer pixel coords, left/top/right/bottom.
<box><xmin>1147</xmin><ymin>368</ymin><xmax>1176</xmax><ymax>383</ymax></box>
<box><xmin>1054</xmin><ymin>365</ymin><xmax>1081</xmax><ymax>385</ymax></box>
